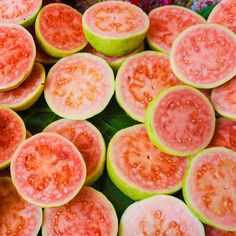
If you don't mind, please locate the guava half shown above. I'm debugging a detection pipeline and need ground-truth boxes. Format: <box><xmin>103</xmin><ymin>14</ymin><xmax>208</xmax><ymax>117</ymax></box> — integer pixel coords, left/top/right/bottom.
<box><xmin>116</xmin><ymin>51</ymin><xmax>182</xmax><ymax>122</ymax></box>
<box><xmin>43</xmin><ymin>119</ymin><xmax>106</xmax><ymax>185</ymax></box>
<box><xmin>10</xmin><ymin>132</ymin><xmax>86</xmax><ymax>207</ymax></box>
<box><xmin>170</xmin><ymin>24</ymin><xmax>236</xmax><ymax>89</ymax></box>
<box><xmin>0</xmin><ymin>177</ymin><xmax>42</xmax><ymax>236</ymax></box>
<box><xmin>44</xmin><ymin>53</ymin><xmax>114</xmax><ymax>120</ymax></box>
<box><xmin>82</xmin><ymin>1</ymin><xmax>150</xmax><ymax>56</ymax></box>
<box><xmin>107</xmin><ymin>124</ymin><xmax>189</xmax><ymax>200</ymax></box>
<box><xmin>119</xmin><ymin>194</ymin><xmax>205</xmax><ymax>236</ymax></box>
<box><xmin>42</xmin><ymin>186</ymin><xmax>118</xmax><ymax>236</ymax></box>
<box><xmin>0</xmin><ymin>106</ymin><xmax>26</xmax><ymax>169</ymax></box>
<box><xmin>35</xmin><ymin>3</ymin><xmax>87</xmax><ymax>57</ymax></box>
<box><xmin>183</xmin><ymin>147</ymin><xmax>236</xmax><ymax>231</ymax></box>
<box><xmin>147</xmin><ymin>5</ymin><xmax>206</xmax><ymax>54</ymax></box>
<box><xmin>0</xmin><ymin>24</ymin><xmax>36</xmax><ymax>91</ymax></box>
<box><xmin>205</xmin><ymin>225</ymin><xmax>236</xmax><ymax>236</ymax></box>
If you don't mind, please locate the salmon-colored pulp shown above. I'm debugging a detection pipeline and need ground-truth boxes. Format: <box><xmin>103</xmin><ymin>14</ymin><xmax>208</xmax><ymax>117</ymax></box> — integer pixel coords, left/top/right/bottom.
<box><xmin>118</xmin><ymin>53</ymin><xmax>181</xmax><ymax>121</ymax></box>
<box><xmin>0</xmin><ymin>26</ymin><xmax>35</xmax><ymax>87</ymax></box>
<box><xmin>209</xmin><ymin>118</ymin><xmax>236</xmax><ymax>151</ymax></box>
<box><xmin>0</xmin><ymin>178</ymin><xmax>41</xmax><ymax>236</ymax></box>
<box><xmin>12</xmin><ymin>134</ymin><xmax>85</xmax><ymax>205</ymax></box>
<box><xmin>39</xmin><ymin>4</ymin><xmax>87</xmax><ymax>51</ymax></box>
<box><xmin>148</xmin><ymin>7</ymin><xmax>205</xmax><ymax>53</ymax></box>
<box><xmin>0</xmin><ymin>0</ymin><xmax>40</xmax><ymax>24</ymax></box>
<box><xmin>188</xmin><ymin>150</ymin><xmax>236</xmax><ymax>227</ymax></box>
<box><xmin>153</xmin><ymin>89</ymin><xmax>214</xmax><ymax>153</ymax></box>
<box><xmin>111</xmin><ymin>125</ymin><xmax>188</xmax><ymax>191</ymax></box>
<box><xmin>44</xmin><ymin>188</ymin><xmax>115</xmax><ymax>235</ymax></box>
<box><xmin>205</xmin><ymin>225</ymin><xmax>236</xmax><ymax>236</ymax></box>
<box><xmin>44</xmin><ymin>120</ymin><xmax>102</xmax><ymax>179</ymax></box>
<box><xmin>208</xmin><ymin>0</ymin><xmax>236</xmax><ymax>34</ymax></box>
<box><xmin>173</xmin><ymin>26</ymin><xmax>236</xmax><ymax>85</ymax></box>
<box><xmin>0</xmin><ymin>63</ymin><xmax>43</xmax><ymax>106</ymax></box>
<box><xmin>86</xmin><ymin>2</ymin><xmax>147</xmax><ymax>37</ymax></box>
<box><xmin>211</xmin><ymin>76</ymin><xmax>236</xmax><ymax>115</ymax></box>
<box><xmin>0</xmin><ymin>109</ymin><xmax>24</xmax><ymax>165</ymax></box>
<box><xmin>46</xmin><ymin>55</ymin><xmax>113</xmax><ymax>116</ymax></box>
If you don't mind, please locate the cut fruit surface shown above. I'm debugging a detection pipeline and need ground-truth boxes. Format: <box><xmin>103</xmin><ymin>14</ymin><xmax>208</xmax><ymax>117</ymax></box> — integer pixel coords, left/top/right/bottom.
<box><xmin>205</xmin><ymin>225</ymin><xmax>236</xmax><ymax>236</ymax></box>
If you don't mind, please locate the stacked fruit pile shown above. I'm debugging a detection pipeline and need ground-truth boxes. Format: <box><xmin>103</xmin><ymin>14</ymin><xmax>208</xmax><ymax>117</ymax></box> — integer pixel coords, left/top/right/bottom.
<box><xmin>0</xmin><ymin>0</ymin><xmax>235</xmax><ymax>235</ymax></box>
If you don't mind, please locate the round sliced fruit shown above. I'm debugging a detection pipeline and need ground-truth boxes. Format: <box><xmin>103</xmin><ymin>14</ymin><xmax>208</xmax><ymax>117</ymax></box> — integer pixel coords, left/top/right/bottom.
<box><xmin>116</xmin><ymin>51</ymin><xmax>182</xmax><ymax>122</ymax></box>
<box><xmin>170</xmin><ymin>24</ymin><xmax>236</xmax><ymax>89</ymax></box>
<box><xmin>147</xmin><ymin>5</ymin><xmax>206</xmax><ymax>54</ymax></box>
<box><xmin>35</xmin><ymin>45</ymin><xmax>58</xmax><ymax>64</ymax></box>
<box><xmin>0</xmin><ymin>0</ymin><xmax>42</xmax><ymax>27</ymax></box>
<box><xmin>44</xmin><ymin>53</ymin><xmax>114</xmax><ymax>120</ymax></box>
<box><xmin>0</xmin><ymin>177</ymin><xmax>42</xmax><ymax>236</ymax></box>
<box><xmin>35</xmin><ymin>3</ymin><xmax>87</xmax><ymax>57</ymax></box>
<box><xmin>205</xmin><ymin>225</ymin><xmax>236</xmax><ymax>236</ymax></box>
<box><xmin>183</xmin><ymin>147</ymin><xmax>236</xmax><ymax>231</ymax></box>
<box><xmin>119</xmin><ymin>194</ymin><xmax>205</xmax><ymax>236</ymax></box>
<box><xmin>0</xmin><ymin>106</ymin><xmax>26</xmax><ymax>169</ymax></box>
<box><xmin>145</xmin><ymin>85</ymin><xmax>215</xmax><ymax>157</ymax></box>
<box><xmin>0</xmin><ymin>63</ymin><xmax>45</xmax><ymax>111</ymax></box>
<box><xmin>107</xmin><ymin>124</ymin><xmax>189</xmax><ymax>200</ymax></box>
<box><xmin>43</xmin><ymin>119</ymin><xmax>106</xmax><ymax>185</ymax></box>
<box><xmin>0</xmin><ymin>24</ymin><xmax>36</xmax><ymax>91</ymax></box>
<box><xmin>42</xmin><ymin>186</ymin><xmax>118</xmax><ymax>236</ymax></box>
<box><xmin>211</xmin><ymin>76</ymin><xmax>236</xmax><ymax>120</ymax></box>
<box><xmin>208</xmin><ymin>117</ymin><xmax>236</xmax><ymax>151</ymax></box>
<box><xmin>208</xmin><ymin>0</ymin><xmax>236</xmax><ymax>34</ymax></box>
<box><xmin>82</xmin><ymin>1</ymin><xmax>149</xmax><ymax>56</ymax></box>
<box><xmin>10</xmin><ymin>132</ymin><xmax>86</xmax><ymax>207</ymax></box>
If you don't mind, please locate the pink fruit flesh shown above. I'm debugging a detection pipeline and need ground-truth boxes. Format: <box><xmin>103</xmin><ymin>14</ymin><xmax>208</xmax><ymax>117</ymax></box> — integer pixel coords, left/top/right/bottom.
<box><xmin>205</xmin><ymin>225</ymin><xmax>236</xmax><ymax>236</ymax></box>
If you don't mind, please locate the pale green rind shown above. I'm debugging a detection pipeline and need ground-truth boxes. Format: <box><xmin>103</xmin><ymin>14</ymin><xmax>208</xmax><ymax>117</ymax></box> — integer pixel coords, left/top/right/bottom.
<box><xmin>170</xmin><ymin>24</ymin><xmax>236</xmax><ymax>89</ymax></box>
<box><xmin>182</xmin><ymin>147</ymin><xmax>236</xmax><ymax>232</ymax></box>
<box><xmin>144</xmin><ymin>85</ymin><xmax>215</xmax><ymax>157</ymax></box>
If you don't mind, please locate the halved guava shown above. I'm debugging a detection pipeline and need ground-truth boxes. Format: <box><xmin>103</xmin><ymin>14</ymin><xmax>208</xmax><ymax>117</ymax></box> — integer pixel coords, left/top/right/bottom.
<box><xmin>145</xmin><ymin>85</ymin><xmax>215</xmax><ymax>157</ymax></box>
<box><xmin>35</xmin><ymin>3</ymin><xmax>87</xmax><ymax>58</ymax></box>
<box><xmin>208</xmin><ymin>0</ymin><xmax>236</xmax><ymax>34</ymax></box>
<box><xmin>83</xmin><ymin>42</ymin><xmax>144</xmax><ymax>72</ymax></box>
<box><xmin>0</xmin><ymin>63</ymin><xmax>45</xmax><ymax>111</ymax></box>
<box><xmin>43</xmin><ymin>119</ymin><xmax>106</xmax><ymax>185</ymax></box>
<box><xmin>0</xmin><ymin>24</ymin><xmax>36</xmax><ymax>91</ymax></box>
<box><xmin>205</xmin><ymin>225</ymin><xmax>236</xmax><ymax>235</ymax></box>
<box><xmin>116</xmin><ymin>51</ymin><xmax>182</xmax><ymax>122</ymax></box>
<box><xmin>211</xmin><ymin>76</ymin><xmax>236</xmax><ymax>120</ymax></box>
<box><xmin>82</xmin><ymin>1</ymin><xmax>150</xmax><ymax>56</ymax></box>
<box><xmin>147</xmin><ymin>5</ymin><xmax>206</xmax><ymax>54</ymax></box>
<box><xmin>0</xmin><ymin>106</ymin><xmax>26</xmax><ymax>169</ymax></box>
<box><xmin>44</xmin><ymin>53</ymin><xmax>114</xmax><ymax>120</ymax></box>
<box><xmin>107</xmin><ymin>124</ymin><xmax>189</xmax><ymax>200</ymax></box>
<box><xmin>208</xmin><ymin>118</ymin><xmax>236</xmax><ymax>151</ymax></box>
<box><xmin>10</xmin><ymin>132</ymin><xmax>86</xmax><ymax>207</ymax></box>
<box><xmin>35</xmin><ymin>45</ymin><xmax>58</xmax><ymax>64</ymax></box>
<box><xmin>0</xmin><ymin>0</ymin><xmax>42</xmax><ymax>27</ymax></box>
<box><xmin>183</xmin><ymin>147</ymin><xmax>236</xmax><ymax>231</ymax></box>
<box><xmin>42</xmin><ymin>186</ymin><xmax>118</xmax><ymax>236</ymax></box>
<box><xmin>0</xmin><ymin>177</ymin><xmax>42</xmax><ymax>236</ymax></box>
<box><xmin>170</xmin><ymin>24</ymin><xmax>236</xmax><ymax>89</ymax></box>
<box><xmin>119</xmin><ymin>194</ymin><xmax>205</xmax><ymax>236</ymax></box>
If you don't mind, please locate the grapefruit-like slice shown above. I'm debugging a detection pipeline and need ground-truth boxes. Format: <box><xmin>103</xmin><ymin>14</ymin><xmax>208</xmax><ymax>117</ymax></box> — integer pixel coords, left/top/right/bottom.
<box><xmin>35</xmin><ymin>3</ymin><xmax>87</xmax><ymax>57</ymax></box>
<box><xmin>0</xmin><ymin>177</ymin><xmax>42</xmax><ymax>236</ymax></box>
<box><xmin>116</xmin><ymin>51</ymin><xmax>182</xmax><ymax>122</ymax></box>
<box><xmin>107</xmin><ymin>124</ymin><xmax>189</xmax><ymax>200</ymax></box>
<box><xmin>147</xmin><ymin>5</ymin><xmax>206</xmax><ymax>54</ymax></box>
<box><xmin>44</xmin><ymin>53</ymin><xmax>114</xmax><ymax>120</ymax></box>
<box><xmin>211</xmin><ymin>76</ymin><xmax>236</xmax><ymax>120</ymax></box>
<box><xmin>119</xmin><ymin>195</ymin><xmax>205</xmax><ymax>236</ymax></box>
<box><xmin>82</xmin><ymin>1</ymin><xmax>149</xmax><ymax>56</ymax></box>
<box><xmin>183</xmin><ymin>147</ymin><xmax>236</xmax><ymax>231</ymax></box>
<box><xmin>170</xmin><ymin>24</ymin><xmax>236</xmax><ymax>89</ymax></box>
<box><xmin>10</xmin><ymin>133</ymin><xmax>86</xmax><ymax>207</ymax></box>
<box><xmin>0</xmin><ymin>24</ymin><xmax>36</xmax><ymax>91</ymax></box>
<box><xmin>145</xmin><ymin>85</ymin><xmax>215</xmax><ymax>156</ymax></box>
<box><xmin>0</xmin><ymin>63</ymin><xmax>45</xmax><ymax>111</ymax></box>
<box><xmin>43</xmin><ymin>119</ymin><xmax>106</xmax><ymax>185</ymax></box>
<box><xmin>0</xmin><ymin>107</ymin><xmax>26</xmax><ymax>169</ymax></box>
<box><xmin>42</xmin><ymin>186</ymin><xmax>118</xmax><ymax>236</ymax></box>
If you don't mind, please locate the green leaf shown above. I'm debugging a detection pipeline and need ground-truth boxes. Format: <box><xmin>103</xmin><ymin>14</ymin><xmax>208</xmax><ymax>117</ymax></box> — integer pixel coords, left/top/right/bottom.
<box><xmin>197</xmin><ymin>4</ymin><xmax>216</xmax><ymax>19</ymax></box>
